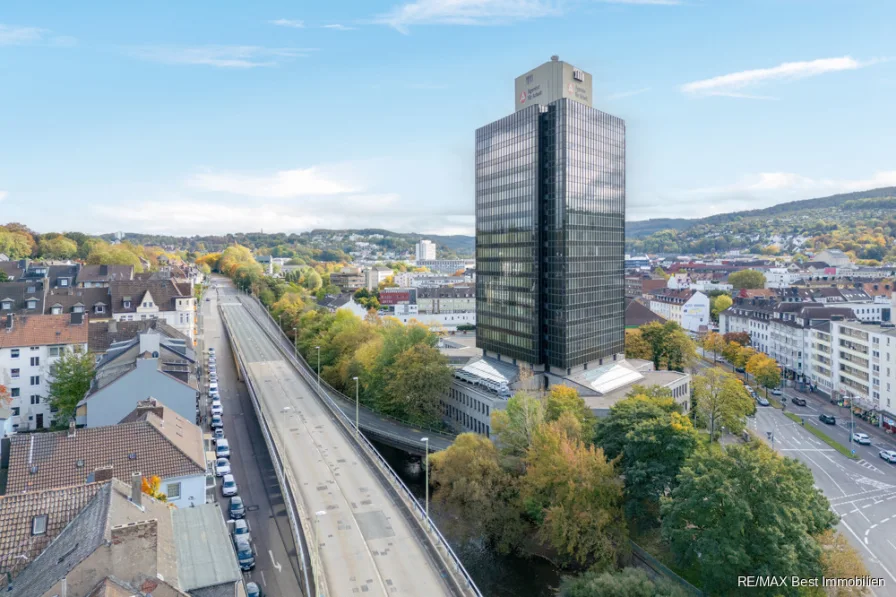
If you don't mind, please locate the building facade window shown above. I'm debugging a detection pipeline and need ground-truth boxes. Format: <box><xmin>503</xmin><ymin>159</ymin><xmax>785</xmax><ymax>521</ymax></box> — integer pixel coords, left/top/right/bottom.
<box><xmin>30</xmin><ymin>376</ymin><xmax>39</xmax><ymax>386</ymax></box>
<box><xmin>30</xmin><ymin>356</ymin><xmax>39</xmax><ymax>366</ymax></box>
<box><xmin>166</xmin><ymin>482</ymin><xmax>182</xmax><ymax>500</ymax></box>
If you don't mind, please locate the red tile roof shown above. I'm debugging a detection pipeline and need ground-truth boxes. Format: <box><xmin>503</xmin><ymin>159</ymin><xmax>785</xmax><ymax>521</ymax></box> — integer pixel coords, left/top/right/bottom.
<box><xmin>0</xmin><ymin>313</ymin><xmax>89</xmax><ymax>349</ymax></box>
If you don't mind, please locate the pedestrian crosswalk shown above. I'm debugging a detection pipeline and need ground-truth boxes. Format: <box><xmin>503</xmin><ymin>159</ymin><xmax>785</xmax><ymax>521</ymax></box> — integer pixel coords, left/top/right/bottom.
<box><xmin>857</xmin><ymin>459</ymin><xmax>884</xmax><ymax>474</ymax></box>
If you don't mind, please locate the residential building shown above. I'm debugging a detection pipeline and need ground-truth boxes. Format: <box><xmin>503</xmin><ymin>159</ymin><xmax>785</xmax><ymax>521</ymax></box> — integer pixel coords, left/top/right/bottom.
<box><xmin>0</xmin><ymin>478</ymin><xmax>243</xmax><ymax>596</ymax></box>
<box><xmin>0</xmin><ymin>280</ymin><xmax>46</xmax><ymax>315</ymax></box>
<box><xmin>680</xmin><ymin>291</ymin><xmax>711</xmax><ymax>333</ymax></box>
<box><xmin>0</xmin><ymin>313</ymin><xmax>89</xmax><ymax>431</ymax></box>
<box><xmin>76</xmin><ymin>264</ymin><xmax>135</xmax><ymax>287</ymax></box>
<box><xmin>88</xmin><ymin>318</ymin><xmax>188</xmax><ymax>359</ymax></box>
<box><xmin>0</xmin><ymin>404</ymin><xmax>11</xmax><ymax>459</ymax></box>
<box><xmin>8</xmin><ymin>398</ymin><xmax>207</xmax><ymax>505</ymax></box>
<box><xmin>476</xmin><ymin>56</ymin><xmax>624</xmax><ymax>375</ymax></box>
<box><xmin>624</xmin><ymin>255</ymin><xmax>650</xmax><ymax>269</ymax></box>
<box><xmin>330</xmin><ymin>266</ymin><xmax>365</xmax><ymax>291</ymax></box>
<box><xmin>365</xmin><ymin>266</ymin><xmax>393</xmax><ymax>290</ymax></box>
<box><xmin>814</xmin><ymin>249</ymin><xmax>852</xmax><ymax>268</ymax></box>
<box><xmin>78</xmin><ymin>330</ymin><xmax>198</xmax><ymax>427</ymax></box>
<box><xmin>109</xmin><ymin>279</ymin><xmax>196</xmax><ymax>343</ymax></box>
<box><xmin>44</xmin><ymin>287</ymin><xmax>111</xmax><ymax>318</ymax></box>
<box><xmin>415</xmin><ymin>239</ymin><xmax>437</xmax><ymax>261</ymax></box>
<box><xmin>417</xmin><ymin>285</ymin><xmax>475</xmax><ymax>314</ymax></box>
<box><xmin>625</xmin><ymin>298</ymin><xmax>666</xmax><ymax>328</ymax></box>
<box><xmin>394</xmin><ymin>272</ymin><xmax>470</xmax><ymax>288</ymax></box>
<box><xmin>415</xmin><ymin>259</ymin><xmax>474</xmax><ymax>274</ymax></box>
<box><xmin>624</xmin><ymin>275</ymin><xmax>666</xmax><ymax>299</ymax></box>
<box><xmin>648</xmin><ymin>289</ymin><xmax>693</xmax><ymax>327</ymax></box>
<box><xmin>442</xmin><ymin>357</ymin><xmax>517</xmax><ymax>436</ymax></box>
<box><xmin>765</xmin><ymin>267</ymin><xmax>801</xmax><ymax>289</ymax></box>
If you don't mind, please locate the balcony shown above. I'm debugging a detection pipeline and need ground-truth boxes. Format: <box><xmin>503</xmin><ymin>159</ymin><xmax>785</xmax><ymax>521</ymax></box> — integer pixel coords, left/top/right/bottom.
<box><xmin>839</xmin><ymin>339</ymin><xmax>869</xmax><ymax>356</ymax></box>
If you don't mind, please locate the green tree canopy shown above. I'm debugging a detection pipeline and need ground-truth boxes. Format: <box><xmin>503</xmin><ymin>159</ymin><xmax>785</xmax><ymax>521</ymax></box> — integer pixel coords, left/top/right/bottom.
<box><xmin>545</xmin><ymin>385</ymin><xmax>595</xmax><ymax>434</ymax></box>
<box><xmin>662</xmin><ymin>443</ymin><xmax>839</xmax><ymax>596</ymax></box>
<box><xmin>383</xmin><ymin>343</ymin><xmax>452</xmax><ymax>426</ymax></box>
<box><xmin>639</xmin><ymin>321</ymin><xmax>697</xmax><ymax>372</ymax></box>
<box><xmin>560</xmin><ymin>567</ymin><xmax>690</xmax><ymax>597</ymax></box>
<box><xmin>728</xmin><ymin>269</ymin><xmax>767</xmax><ymax>290</ymax></box>
<box><xmin>747</xmin><ymin>352</ymin><xmax>782</xmax><ymax>394</ymax></box>
<box><xmin>491</xmin><ymin>391</ymin><xmax>546</xmax><ymax>469</ymax></box>
<box><xmin>48</xmin><ymin>349</ymin><xmax>96</xmax><ymax>425</ymax></box>
<box><xmin>693</xmin><ymin>368</ymin><xmax>754</xmax><ymax>439</ymax></box>
<box><xmin>39</xmin><ymin>236</ymin><xmax>78</xmax><ymax>259</ymax></box>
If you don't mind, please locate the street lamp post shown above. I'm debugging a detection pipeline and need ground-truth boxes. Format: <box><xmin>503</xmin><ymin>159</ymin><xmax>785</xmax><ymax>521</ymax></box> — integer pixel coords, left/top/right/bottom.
<box><xmin>353</xmin><ymin>376</ymin><xmax>360</xmax><ymax>438</ymax></box>
<box><xmin>293</xmin><ymin>328</ymin><xmax>298</xmax><ymax>358</ymax></box>
<box><xmin>315</xmin><ymin>345</ymin><xmax>321</xmax><ymax>390</ymax></box>
<box><xmin>421</xmin><ymin>437</ymin><xmax>430</xmax><ymax>519</ymax></box>
<box><xmin>279</xmin><ymin>313</ymin><xmax>283</xmax><ymax>330</ymax></box>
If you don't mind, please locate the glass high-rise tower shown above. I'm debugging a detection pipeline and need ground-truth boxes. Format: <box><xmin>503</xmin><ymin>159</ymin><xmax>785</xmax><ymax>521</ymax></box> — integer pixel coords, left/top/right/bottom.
<box><xmin>475</xmin><ymin>57</ymin><xmax>625</xmax><ymax>374</ymax></box>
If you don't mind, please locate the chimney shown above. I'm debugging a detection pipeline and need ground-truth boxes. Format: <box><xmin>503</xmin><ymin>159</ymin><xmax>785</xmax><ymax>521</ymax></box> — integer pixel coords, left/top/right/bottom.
<box><xmin>108</xmin><ymin>319</ymin><xmax>117</xmax><ymax>333</ymax></box>
<box><xmin>68</xmin><ymin>420</ymin><xmax>76</xmax><ymax>438</ymax></box>
<box><xmin>94</xmin><ymin>465</ymin><xmax>114</xmax><ymax>482</ymax></box>
<box><xmin>5</xmin><ymin>314</ymin><xmax>12</xmax><ymax>331</ymax></box>
<box><xmin>131</xmin><ymin>472</ymin><xmax>143</xmax><ymax>506</ymax></box>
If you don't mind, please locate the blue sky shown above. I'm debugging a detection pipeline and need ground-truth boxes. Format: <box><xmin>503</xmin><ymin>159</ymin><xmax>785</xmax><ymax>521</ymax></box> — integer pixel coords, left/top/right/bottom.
<box><xmin>1</xmin><ymin>0</ymin><xmax>894</xmax><ymax>236</ymax></box>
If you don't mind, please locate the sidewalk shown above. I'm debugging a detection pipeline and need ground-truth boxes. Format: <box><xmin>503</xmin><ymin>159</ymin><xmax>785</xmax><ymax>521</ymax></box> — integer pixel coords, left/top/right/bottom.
<box><xmin>786</xmin><ymin>384</ymin><xmax>896</xmax><ymax>450</ymax></box>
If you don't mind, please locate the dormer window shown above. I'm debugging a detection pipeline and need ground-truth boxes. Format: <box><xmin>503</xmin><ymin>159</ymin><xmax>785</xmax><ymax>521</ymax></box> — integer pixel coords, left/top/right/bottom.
<box><xmin>51</xmin><ymin>305</ymin><xmax>62</xmax><ymax>315</ymax></box>
<box><xmin>26</xmin><ymin>299</ymin><xmax>37</xmax><ymax>310</ymax></box>
<box><xmin>95</xmin><ymin>304</ymin><xmax>105</xmax><ymax>314</ymax></box>
<box><xmin>73</xmin><ymin>305</ymin><xmax>84</xmax><ymax>314</ymax></box>
<box><xmin>2</xmin><ymin>301</ymin><xmax>11</xmax><ymax>310</ymax></box>
<box><xmin>59</xmin><ymin>278</ymin><xmax>69</xmax><ymax>287</ymax></box>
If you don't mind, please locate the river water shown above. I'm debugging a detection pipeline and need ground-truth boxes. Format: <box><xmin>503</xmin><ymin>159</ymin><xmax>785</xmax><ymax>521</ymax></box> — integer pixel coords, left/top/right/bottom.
<box><xmin>371</xmin><ymin>440</ymin><xmax>563</xmax><ymax>597</ymax></box>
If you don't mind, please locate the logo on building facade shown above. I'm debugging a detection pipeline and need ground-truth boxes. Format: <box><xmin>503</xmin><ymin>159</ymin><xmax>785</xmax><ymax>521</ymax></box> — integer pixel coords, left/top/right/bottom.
<box><xmin>519</xmin><ymin>91</ymin><xmax>527</xmax><ymax>104</ymax></box>
<box><xmin>573</xmin><ymin>69</ymin><xmax>584</xmax><ymax>82</ymax></box>
<box><xmin>567</xmin><ymin>83</ymin><xmax>574</xmax><ymax>94</ymax></box>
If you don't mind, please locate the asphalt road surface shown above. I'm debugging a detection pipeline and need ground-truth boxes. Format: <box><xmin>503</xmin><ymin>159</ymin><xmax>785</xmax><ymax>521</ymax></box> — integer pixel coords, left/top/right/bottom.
<box><xmin>218</xmin><ymin>282</ymin><xmax>456</xmax><ymax>597</ymax></box>
<box><xmin>202</xmin><ymin>282</ymin><xmax>304</xmax><ymax>596</ymax></box>
<box><xmin>697</xmin><ymin>354</ymin><xmax>896</xmax><ymax>595</ymax></box>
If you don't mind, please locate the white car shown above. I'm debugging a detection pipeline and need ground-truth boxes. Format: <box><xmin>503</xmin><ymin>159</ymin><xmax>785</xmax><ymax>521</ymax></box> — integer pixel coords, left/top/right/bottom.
<box><xmin>215</xmin><ymin>457</ymin><xmax>231</xmax><ymax>477</ymax></box>
<box><xmin>211</xmin><ymin>403</ymin><xmax>223</xmax><ymax>416</ymax></box>
<box><xmin>852</xmin><ymin>433</ymin><xmax>871</xmax><ymax>445</ymax></box>
<box><xmin>221</xmin><ymin>474</ymin><xmax>238</xmax><ymax>496</ymax></box>
<box><xmin>770</xmin><ymin>389</ymin><xmax>783</xmax><ymax>396</ymax></box>
<box><xmin>880</xmin><ymin>450</ymin><xmax>896</xmax><ymax>463</ymax></box>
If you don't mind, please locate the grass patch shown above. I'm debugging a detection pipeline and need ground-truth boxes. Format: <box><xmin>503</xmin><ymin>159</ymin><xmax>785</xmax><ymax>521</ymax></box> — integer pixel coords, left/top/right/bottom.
<box><xmin>784</xmin><ymin>412</ymin><xmax>859</xmax><ymax>460</ymax></box>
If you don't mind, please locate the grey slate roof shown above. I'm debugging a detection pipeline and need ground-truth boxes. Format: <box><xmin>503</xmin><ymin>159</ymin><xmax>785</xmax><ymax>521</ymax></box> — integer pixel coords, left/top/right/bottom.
<box><xmin>76</xmin><ymin>264</ymin><xmax>135</xmax><ymax>284</ymax></box>
<box><xmin>109</xmin><ymin>280</ymin><xmax>191</xmax><ymax>314</ymax></box>
<box><xmin>0</xmin><ymin>280</ymin><xmax>46</xmax><ymax>314</ymax></box>
<box><xmin>47</xmin><ymin>264</ymin><xmax>80</xmax><ymax>289</ymax></box>
<box><xmin>172</xmin><ymin>504</ymin><xmax>242</xmax><ymax>595</ymax></box>
<box><xmin>89</xmin><ymin>318</ymin><xmax>188</xmax><ymax>353</ymax></box>
<box><xmin>45</xmin><ymin>287</ymin><xmax>111</xmax><ymax>315</ymax></box>
<box><xmin>8</xmin><ymin>483</ymin><xmax>112</xmax><ymax>597</ymax></box>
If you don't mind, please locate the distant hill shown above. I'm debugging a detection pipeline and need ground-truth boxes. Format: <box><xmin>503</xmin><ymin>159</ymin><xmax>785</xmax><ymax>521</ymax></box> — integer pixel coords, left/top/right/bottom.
<box><xmin>624</xmin><ymin>187</ymin><xmax>896</xmax><ymax>261</ymax></box>
<box><xmin>626</xmin><ymin>187</ymin><xmax>896</xmax><ymax>239</ymax></box>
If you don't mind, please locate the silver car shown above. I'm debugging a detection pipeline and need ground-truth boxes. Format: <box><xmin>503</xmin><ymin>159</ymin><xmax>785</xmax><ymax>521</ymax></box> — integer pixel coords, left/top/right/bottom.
<box><xmin>852</xmin><ymin>433</ymin><xmax>871</xmax><ymax>445</ymax></box>
<box><xmin>879</xmin><ymin>450</ymin><xmax>896</xmax><ymax>463</ymax></box>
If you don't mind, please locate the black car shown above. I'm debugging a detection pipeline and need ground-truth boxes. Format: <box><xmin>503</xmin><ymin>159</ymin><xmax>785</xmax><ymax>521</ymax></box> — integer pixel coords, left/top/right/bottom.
<box><xmin>735</xmin><ymin>367</ymin><xmax>746</xmax><ymax>373</ymax></box>
<box><xmin>819</xmin><ymin>413</ymin><xmax>836</xmax><ymax>425</ymax></box>
<box><xmin>791</xmin><ymin>396</ymin><xmax>807</xmax><ymax>406</ymax></box>
<box><xmin>229</xmin><ymin>496</ymin><xmax>245</xmax><ymax>519</ymax></box>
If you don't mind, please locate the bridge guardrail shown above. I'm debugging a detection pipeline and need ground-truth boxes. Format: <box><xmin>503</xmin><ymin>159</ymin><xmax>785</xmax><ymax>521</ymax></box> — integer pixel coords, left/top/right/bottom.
<box><xmin>219</xmin><ymin>306</ymin><xmax>322</xmax><ymax>597</ymax></box>
<box><xmin>236</xmin><ymin>293</ymin><xmax>484</xmax><ymax>597</ymax></box>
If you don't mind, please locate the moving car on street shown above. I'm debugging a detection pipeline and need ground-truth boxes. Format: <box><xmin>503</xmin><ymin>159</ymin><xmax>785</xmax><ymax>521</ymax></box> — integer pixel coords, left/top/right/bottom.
<box><xmin>879</xmin><ymin>450</ymin><xmax>896</xmax><ymax>463</ymax></box>
<box><xmin>756</xmin><ymin>396</ymin><xmax>770</xmax><ymax>407</ymax></box>
<box><xmin>852</xmin><ymin>432</ymin><xmax>871</xmax><ymax>445</ymax></box>
<box><xmin>791</xmin><ymin>396</ymin><xmax>807</xmax><ymax>406</ymax></box>
<box><xmin>819</xmin><ymin>413</ymin><xmax>836</xmax><ymax>425</ymax></box>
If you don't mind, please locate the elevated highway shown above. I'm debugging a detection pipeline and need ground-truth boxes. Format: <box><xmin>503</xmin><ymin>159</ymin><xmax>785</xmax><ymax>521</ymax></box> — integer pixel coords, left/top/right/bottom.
<box><xmin>217</xmin><ymin>282</ymin><xmax>481</xmax><ymax>597</ymax></box>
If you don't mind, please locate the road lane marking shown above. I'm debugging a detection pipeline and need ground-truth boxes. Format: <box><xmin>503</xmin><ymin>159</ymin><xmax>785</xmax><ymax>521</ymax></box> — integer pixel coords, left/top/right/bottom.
<box><xmin>871</xmin><ymin>524</ymin><xmax>879</xmax><ymax>529</ymax></box>
<box><xmin>269</xmin><ymin>549</ymin><xmax>282</xmax><ymax>573</ymax></box>
<box><xmin>260</xmin><ymin>570</ymin><xmax>266</xmax><ymax>586</ymax></box>
<box><xmin>883</xmin><ymin>517</ymin><xmax>891</xmax><ymax>523</ymax></box>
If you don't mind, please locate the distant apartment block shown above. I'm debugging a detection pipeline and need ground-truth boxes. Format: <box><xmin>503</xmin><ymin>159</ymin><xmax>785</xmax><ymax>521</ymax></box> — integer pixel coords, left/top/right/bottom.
<box><xmin>415</xmin><ymin>239</ymin><xmax>437</xmax><ymax>261</ymax></box>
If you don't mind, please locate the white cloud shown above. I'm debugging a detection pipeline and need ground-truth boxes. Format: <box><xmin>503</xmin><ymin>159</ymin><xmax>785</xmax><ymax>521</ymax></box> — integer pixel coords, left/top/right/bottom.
<box><xmin>606</xmin><ymin>87</ymin><xmax>651</xmax><ymax>100</ymax></box>
<box><xmin>632</xmin><ymin>170</ymin><xmax>896</xmax><ymax>220</ymax></box>
<box><xmin>681</xmin><ymin>56</ymin><xmax>875</xmax><ymax>97</ymax></box>
<box><xmin>188</xmin><ymin>166</ymin><xmax>361</xmax><ymax>197</ymax></box>
<box><xmin>0</xmin><ymin>24</ymin><xmax>46</xmax><ymax>45</ymax></box>
<box><xmin>269</xmin><ymin>19</ymin><xmax>305</xmax><ymax>28</ymax></box>
<box><xmin>323</xmin><ymin>24</ymin><xmax>357</xmax><ymax>30</ymax></box>
<box><xmin>130</xmin><ymin>45</ymin><xmax>315</xmax><ymax>68</ymax></box>
<box><xmin>375</xmin><ymin>0</ymin><xmax>678</xmax><ymax>31</ymax></box>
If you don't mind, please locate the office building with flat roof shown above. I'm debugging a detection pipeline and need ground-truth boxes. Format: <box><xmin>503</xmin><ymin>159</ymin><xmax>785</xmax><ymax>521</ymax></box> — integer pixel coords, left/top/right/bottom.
<box><xmin>475</xmin><ymin>56</ymin><xmax>625</xmax><ymax>375</ymax></box>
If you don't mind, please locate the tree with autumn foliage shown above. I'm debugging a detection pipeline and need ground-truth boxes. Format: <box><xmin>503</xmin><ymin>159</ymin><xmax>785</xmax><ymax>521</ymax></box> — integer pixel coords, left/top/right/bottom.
<box><xmin>811</xmin><ymin>529</ymin><xmax>871</xmax><ymax>597</ymax></box>
<box><xmin>429</xmin><ymin>433</ymin><xmax>527</xmax><ymax>553</ymax></box>
<box><xmin>491</xmin><ymin>391</ymin><xmax>546</xmax><ymax>469</ymax></box>
<box><xmin>545</xmin><ymin>385</ymin><xmax>595</xmax><ymax>434</ymax></box>
<box><xmin>746</xmin><ymin>352</ymin><xmax>782</xmax><ymax>397</ymax></box>
<box><xmin>142</xmin><ymin>475</ymin><xmax>168</xmax><ymax>502</ymax></box>
<box><xmin>521</xmin><ymin>416</ymin><xmax>628</xmax><ymax>569</ymax></box>
<box><xmin>700</xmin><ymin>331</ymin><xmax>726</xmax><ymax>361</ymax></box>
<box><xmin>638</xmin><ymin>321</ymin><xmax>697</xmax><ymax>372</ymax></box>
<box><xmin>723</xmin><ymin>331</ymin><xmax>750</xmax><ymax>346</ymax></box>
<box><xmin>624</xmin><ymin>328</ymin><xmax>652</xmax><ymax>361</ymax></box>
<box><xmin>693</xmin><ymin>368</ymin><xmax>754</xmax><ymax>440</ymax></box>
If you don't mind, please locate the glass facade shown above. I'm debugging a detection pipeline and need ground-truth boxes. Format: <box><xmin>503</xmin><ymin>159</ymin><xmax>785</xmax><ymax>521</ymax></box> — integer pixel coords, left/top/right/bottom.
<box><xmin>476</xmin><ymin>99</ymin><xmax>625</xmax><ymax>369</ymax></box>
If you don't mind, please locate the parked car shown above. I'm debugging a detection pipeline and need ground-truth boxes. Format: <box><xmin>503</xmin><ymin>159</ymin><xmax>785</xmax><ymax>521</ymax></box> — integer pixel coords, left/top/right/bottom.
<box><xmin>211</xmin><ymin>415</ymin><xmax>224</xmax><ymax>429</ymax></box>
<box><xmin>216</xmin><ymin>438</ymin><xmax>231</xmax><ymax>458</ymax></box>
<box><xmin>209</xmin><ymin>374</ymin><xmax>218</xmax><ymax>383</ymax></box>
<box><xmin>879</xmin><ymin>450</ymin><xmax>896</xmax><ymax>463</ymax></box>
<box><xmin>791</xmin><ymin>396</ymin><xmax>807</xmax><ymax>406</ymax></box>
<box><xmin>221</xmin><ymin>474</ymin><xmax>238</xmax><ymax>497</ymax></box>
<box><xmin>209</xmin><ymin>382</ymin><xmax>219</xmax><ymax>394</ymax></box>
<box><xmin>208</xmin><ymin>347</ymin><xmax>215</xmax><ymax>355</ymax></box>
<box><xmin>735</xmin><ymin>366</ymin><xmax>746</xmax><ymax>373</ymax></box>
<box><xmin>819</xmin><ymin>413</ymin><xmax>836</xmax><ymax>425</ymax></box>
<box><xmin>211</xmin><ymin>403</ymin><xmax>223</xmax><ymax>416</ymax></box>
<box><xmin>213</xmin><ymin>427</ymin><xmax>225</xmax><ymax>443</ymax></box>
<box><xmin>756</xmin><ymin>396</ymin><xmax>770</xmax><ymax>407</ymax></box>
<box><xmin>246</xmin><ymin>582</ymin><xmax>262</xmax><ymax>597</ymax></box>
<box><xmin>852</xmin><ymin>432</ymin><xmax>871</xmax><ymax>445</ymax></box>
<box><xmin>234</xmin><ymin>537</ymin><xmax>255</xmax><ymax>570</ymax></box>
<box><xmin>232</xmin><ymin>519</ymin><xmax>251</xmax><ymax>542</ymax></box>
<box><xmin>770</xmin><ymin>389</ymin><xmax>783</xmax><ymax>396</ymax></box>
<box><xmin>715</xmin><ymin>356</ymin><xmax>725</xmax><ymax>363</ymax></box>
<box><xmin>215</xmin><ymin>457</ymin><xmax>231</xmax><ymax>477</ymax></box>
<box><xmin>229</xmin><ymin>496</ymin><xmax>246</xmax><ymax>519</ymax></box>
